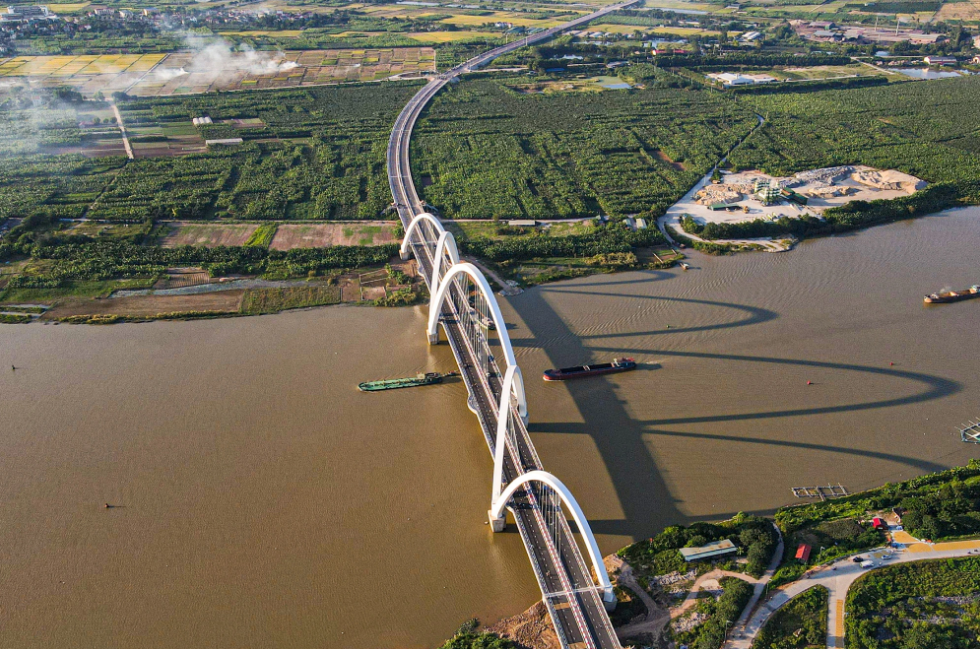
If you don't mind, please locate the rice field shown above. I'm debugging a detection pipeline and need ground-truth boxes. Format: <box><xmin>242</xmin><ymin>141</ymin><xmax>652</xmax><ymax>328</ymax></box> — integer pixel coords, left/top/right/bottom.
<box><xmin>0</xmin><ymin>48</ymin><xmax>435</xmax><ymax>98</ymax></box>
<box><xmin>0</xmin><ymin>53</ymin><xmax>167</xmax><ymax>77</ymax></box>
<box><xmin>407</xmin><ymin>31</ymin><xmax>501</xmax><ymax>43</ymax></box>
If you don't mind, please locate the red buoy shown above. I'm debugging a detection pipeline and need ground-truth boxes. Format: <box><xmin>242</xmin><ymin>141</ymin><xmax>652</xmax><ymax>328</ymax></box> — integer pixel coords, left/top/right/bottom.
<box><xmin>806</xmin><ymin>381</ymin><xmax>812</xmax><ymax>385</ymax></box>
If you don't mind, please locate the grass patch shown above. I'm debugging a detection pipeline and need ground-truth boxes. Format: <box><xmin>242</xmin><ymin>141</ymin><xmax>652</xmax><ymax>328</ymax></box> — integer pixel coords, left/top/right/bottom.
<box><xmin>244</xmin><ymin>223</ymin><xmax>279</xmax><ymax>248</ymax></box>
<box><xmin>0</xmin><ymin>278</ymin><xmax>156</xmax><ymax>304</ymax></box>
<box><xmin>0</xmin><ymin>313</ymin><xmax>33</xmax><ymax>324</ymax></box>
<box><xmin>240</xmin><ymin>285</ymin><xmax>341</xmax><ymax>314</ymax></box>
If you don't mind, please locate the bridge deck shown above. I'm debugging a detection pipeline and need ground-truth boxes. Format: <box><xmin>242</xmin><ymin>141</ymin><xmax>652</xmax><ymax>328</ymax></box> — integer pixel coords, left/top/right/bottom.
<box><xmin>385</xmin><ymin>7</ymin><xmax>636</xmax><ymax>647</ymax></box>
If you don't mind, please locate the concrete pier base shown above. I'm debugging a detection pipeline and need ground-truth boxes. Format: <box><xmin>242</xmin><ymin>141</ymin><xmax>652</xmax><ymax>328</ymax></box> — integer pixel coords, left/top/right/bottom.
<box><xmin>427</xmin><ymin>331</ymin><xmax>440</xmax><ymax>345</ymax></box>
<box><xmin>399</xmin><ymin>250</ymin><xmax>411</xmax><ymax>261</ymax></box>
<box><xmin>603</xmin><ymin>592</ymin><xmax>617</xmax><ymax>612</ymax></box>
<box><xmin>489</xmin><ymin>512</ymin><xmax>506</xmax><ymax>532</ymax></box>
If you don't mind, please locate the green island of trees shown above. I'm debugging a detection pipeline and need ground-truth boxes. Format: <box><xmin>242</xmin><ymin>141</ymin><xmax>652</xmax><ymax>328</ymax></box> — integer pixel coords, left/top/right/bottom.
<box><xmin>751</xmin><ymin>587</ymin><xmax>829</xmax><ymax>649</ymax></box>
<box><xmin>674</xmin><ymin>577</ymin><xmax>755</xmax><ymax>649</ymax></box>
<box><xmin>618</xmin><ymin>512</ymin><xmax>779</xmax><ymax>580</ymax></box>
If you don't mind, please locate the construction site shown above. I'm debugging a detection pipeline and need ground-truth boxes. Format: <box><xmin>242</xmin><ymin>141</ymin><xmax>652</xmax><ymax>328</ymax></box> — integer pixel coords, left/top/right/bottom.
<box><xmin>666</xmin><ymin>165</ymin><xmax>928</xmax><ymax>227</ymax></box>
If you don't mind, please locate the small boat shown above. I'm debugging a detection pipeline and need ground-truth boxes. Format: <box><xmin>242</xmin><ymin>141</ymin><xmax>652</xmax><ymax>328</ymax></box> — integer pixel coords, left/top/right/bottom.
<box><xmin>358</xmin><ymin>372</ymin><xmax>452</xmax><ymax>392</ymax></box>
<box><xmin>543</xmin><ymin>358</ymin><xmax>636</xmax><ymax>381</ymax></box>
<box><xmin>679</xmin><ymin>262</ymin><xmax>691</xmax><ymax>271</ymax></box>
<box><xmin>924</xmin><ymin>285</ymin><xmax>979</xmax><ymax>304</ymax></box>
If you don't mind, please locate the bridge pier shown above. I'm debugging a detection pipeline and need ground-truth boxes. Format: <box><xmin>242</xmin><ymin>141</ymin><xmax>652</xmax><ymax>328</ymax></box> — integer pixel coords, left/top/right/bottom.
<box><xmin>604</xmin><ymin>593</ymin><xmax>617</xmax><ymax>612</ymax></box>
<box><xmin>427</xmin><ymin>330</ymin><xmax>440</xmax><ymax>345</ymax></box>
<box><xmin>488</xmin><ymin>511</ymin><xmax>506</xmax><ymax>533</ymax></box>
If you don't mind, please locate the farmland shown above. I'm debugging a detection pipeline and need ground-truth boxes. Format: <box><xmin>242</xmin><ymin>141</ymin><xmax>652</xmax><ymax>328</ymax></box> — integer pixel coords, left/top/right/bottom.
<box><xmin>413</xmin><ymin>76</ymin><xmax>759</xmax><ymax>219</ymax></box>
<box><xmin>728</xmin><ymin>76</ymin><xmax>980</xmax><ymax>200</ymax></box>
<box><xmin>0</xmin><ymin>48</ymin><xmax>436</xmax><ymax>98</ymax></box>
<box><xmin>0</xmin><ymin>81</ymin><xmax>419</xmax><ymax>221</ymax></box>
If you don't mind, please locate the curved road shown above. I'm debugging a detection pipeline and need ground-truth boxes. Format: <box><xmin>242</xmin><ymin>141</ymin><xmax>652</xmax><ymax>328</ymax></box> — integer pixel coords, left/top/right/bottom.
<box><xmin>728</xmin><ymin>536</ymin><xmax>980</xmax><ymax>649</ymax></box>
<box><xmin>386</xmin><ymin>4</ymin><xmax>637</xmax><ymax>648</ymax></box>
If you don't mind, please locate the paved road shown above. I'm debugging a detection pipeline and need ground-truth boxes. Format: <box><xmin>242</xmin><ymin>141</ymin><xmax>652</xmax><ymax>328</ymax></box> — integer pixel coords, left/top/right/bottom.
<box><xmin>386</xmin><ymin>5</ymin><xmax>637</xmax><ymax>648</ymax></box>
<box><xmin>728</xmin><ymin>536</ymin><xmax>980</xmax><ymax>649</ymax></box>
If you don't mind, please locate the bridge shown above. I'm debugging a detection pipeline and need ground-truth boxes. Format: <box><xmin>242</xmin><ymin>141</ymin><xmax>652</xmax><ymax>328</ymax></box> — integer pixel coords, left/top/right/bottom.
<box><xmin>386</xmin><ymin>5</ymin><xmax>636</xmax><ymax>648</ymax></box>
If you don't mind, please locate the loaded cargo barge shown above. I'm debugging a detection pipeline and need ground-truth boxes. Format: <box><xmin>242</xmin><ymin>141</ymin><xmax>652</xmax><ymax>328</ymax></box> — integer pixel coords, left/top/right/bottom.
<box><xmin>924</xmin><ymin>285</ymin><xmax>979</xmax><ymax>304</ymax></box>
<box><xmin>543</xmin><ymin>357</ymin><xmax>636</xmax><ymax>381</ymax></box>
<box><xmin>358</xmin><ymin>372</ymin><xmax>456</xmax><ymax>391</ymax></box>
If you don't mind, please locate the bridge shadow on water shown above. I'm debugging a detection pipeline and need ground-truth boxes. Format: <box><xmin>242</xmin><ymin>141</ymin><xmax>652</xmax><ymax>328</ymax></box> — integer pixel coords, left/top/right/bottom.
<box><xmin>504</xmin><ymin>270</ymin><xmax>961</xmax><ymax>541</ymax></box>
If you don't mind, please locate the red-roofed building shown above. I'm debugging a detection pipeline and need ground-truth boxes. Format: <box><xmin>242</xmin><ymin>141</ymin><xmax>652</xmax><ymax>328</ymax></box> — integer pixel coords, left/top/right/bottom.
<box><xmin>795</xmin><ymin>544</ymin><xmax>811</xmax><ymax>563</ymax></box>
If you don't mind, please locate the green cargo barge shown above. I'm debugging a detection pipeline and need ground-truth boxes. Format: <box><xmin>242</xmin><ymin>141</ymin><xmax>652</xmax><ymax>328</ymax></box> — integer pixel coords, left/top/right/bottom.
<box><xmin>358</xmin><ymin>372</ymin><xmax>456</xmax><ymax>392</ymax></box>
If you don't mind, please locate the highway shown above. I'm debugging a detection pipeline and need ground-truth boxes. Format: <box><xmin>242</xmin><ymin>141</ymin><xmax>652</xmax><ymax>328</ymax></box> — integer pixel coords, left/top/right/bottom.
<box><xmin>386</xmin><ymin>5</ymin><xmax>636</xmax><ymax>648</ymax></box>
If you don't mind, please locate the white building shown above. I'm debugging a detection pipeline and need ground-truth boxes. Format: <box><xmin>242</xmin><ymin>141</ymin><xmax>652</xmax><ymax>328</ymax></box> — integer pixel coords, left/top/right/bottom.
<box><xmin>710</xmin><ymin>72</ymin><xmax>776</xmax><ymax>87</ymax></box>
<box><xmin>3</xmin><ymin>5</ymin><xmax>57</xmax><ymax>21</ymax></box>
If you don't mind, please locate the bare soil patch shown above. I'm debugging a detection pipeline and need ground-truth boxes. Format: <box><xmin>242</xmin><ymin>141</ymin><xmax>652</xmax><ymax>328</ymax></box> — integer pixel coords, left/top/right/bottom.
<box><xmin>43</xmin><ymin>291</ymin><xmax>243</xmax><ymax>319</ymax></box>
<box><xmin>653</xmin><ymin>149</ymin><xmax>686</xmax><ymax>171</ymax></box>
<box><xmin>270</xmin><ymin>222</ymin><xmax>399</xmax><ymax>249</ymax></box>
<box><xmin>161</xmin><ymin>223</ymin><xmax>258</xmax><ymax>248</ymax></box>
<box><xmin>486</xmin><ymin>601</ymin><xmax>560</xmax><ymax>649</ymax></box>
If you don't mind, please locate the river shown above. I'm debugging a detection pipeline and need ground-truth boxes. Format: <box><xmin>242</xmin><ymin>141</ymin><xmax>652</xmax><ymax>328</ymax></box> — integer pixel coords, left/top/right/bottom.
<box><xmin>1</xmin><ymin>208</ymin><xmax>978</xmax><ymax>648</ymax></box>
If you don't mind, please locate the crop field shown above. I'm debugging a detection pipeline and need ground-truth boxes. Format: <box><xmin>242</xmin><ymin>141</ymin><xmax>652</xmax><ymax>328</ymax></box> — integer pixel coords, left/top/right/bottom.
<box><xmin>0</xmin><ymin>48</ymin><xmax>434</xmax><ymax>98</ymax></box>
<box><xmin>160</xmin><ymin>223</ymin><xmax>260</xmax><ymax>247</ymax></box>
<box><xmin>413</xmin><ymin>77</ymin><xmax>758</xmax><ymax>219</ymax></box>
<box><xmin>0</xmin><ymin>54</ymin><xmax>167</xmax><ymax>77</ymax></box>
<box><xmin>1</xmin><ymin>82</ymin><xmax>418</xmax><ymax>221</ymax></box>
<box><xmin>934</xmin><ymin>1</ymin><xmax>980</xmax><ymax>21</ymax></box>
<box><xmin>508</xmin><ymin>76</ymin><xmax>634</xmax><ymax>94</ymax></box>
<box><xmin>437</xmin><ymin>10</ymin><xmax>584</xmax><ymax>29</ymax></box>
<box><xmin>406</xmin><ymin>31</ymin><xmax>502</xmax><ymax>43</ymax></box>
<box><xmin>270</xmin><ymin>222</ymin><xmax>400</xmax><ymax>249</ymax></box>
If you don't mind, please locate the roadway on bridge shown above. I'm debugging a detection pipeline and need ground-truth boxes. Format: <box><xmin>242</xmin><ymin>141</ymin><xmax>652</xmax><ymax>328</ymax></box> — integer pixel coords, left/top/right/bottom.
<box><xmin>386</xmin><ymin>6</ymin><xmax>637</xmax><ymax>647</ymax></box>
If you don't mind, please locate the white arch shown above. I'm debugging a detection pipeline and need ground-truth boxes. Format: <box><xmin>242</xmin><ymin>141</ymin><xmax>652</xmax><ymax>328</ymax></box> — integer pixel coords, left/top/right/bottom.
<box><xmin>400</xmin><ymin>212</ymin><xmax>444</xmax><ymax>260</ymax></box>
<box><xmin>431</xmin><ymin>230</ymin><xmax>460</xmax><ymax>294</ymax></box>
<box><xmin>426</xmin><ymin>263</ymin><xmax>516</xmax><ymax>367</ymax></box>
<box><xmin>490</xmin><ymin>470</ymin><xmax>615</xmax><ymax>604</ymax></box>
<box><xmin>492</xmin><ymin>365</ymin><xmax>528</xmax><ymax>502</ymax></box>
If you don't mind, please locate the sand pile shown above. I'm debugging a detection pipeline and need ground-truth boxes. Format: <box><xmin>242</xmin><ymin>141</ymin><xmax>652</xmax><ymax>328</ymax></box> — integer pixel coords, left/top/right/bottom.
<box><xmin>853</xmin><ymin>168</ymin><xmax>926</xmax><ymax>193</ymax></box>
<box><xmin>695</xmin><ymin>185</ymin><xmax>744</xmax><ymax>205</ymax></box>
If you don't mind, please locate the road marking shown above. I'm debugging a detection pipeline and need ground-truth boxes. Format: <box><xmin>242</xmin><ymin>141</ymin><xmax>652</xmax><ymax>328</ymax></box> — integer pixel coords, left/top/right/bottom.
<box><xmin>833</xmin><ymin>599</ymin><xmax>845</xmax><ymax>647</ymax></box>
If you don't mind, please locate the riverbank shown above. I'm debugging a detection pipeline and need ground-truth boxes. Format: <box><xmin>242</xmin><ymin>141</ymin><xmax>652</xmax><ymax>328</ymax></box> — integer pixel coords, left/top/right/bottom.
<box><xmin>0</xmin><ymin>261</ymin><xmax>425</xmax><ymax>324</ymax></box>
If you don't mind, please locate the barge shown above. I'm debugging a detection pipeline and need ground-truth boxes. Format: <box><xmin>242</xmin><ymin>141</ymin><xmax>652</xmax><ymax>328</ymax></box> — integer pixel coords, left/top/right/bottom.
<box><xmin>924</xmin><ymin>285</ymin><xmax>979</xmax><ymax>304</ymax></box>
<box><xmin>358</xmin><ymin>372</ymin><xmax>455</xmax><ymax>392</ymax></box>
<box><xmin>543</xmin><ymin>357</ymin><xmax>636</xmax><ymax>381</ymax></box>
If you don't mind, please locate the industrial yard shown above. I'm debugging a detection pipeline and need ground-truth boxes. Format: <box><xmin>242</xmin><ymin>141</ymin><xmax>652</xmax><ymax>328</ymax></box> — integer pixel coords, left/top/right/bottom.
<box><xmin>665</xmin><ymin>165</ymin><xmax>927</xmax><ymax>227</ymax></box>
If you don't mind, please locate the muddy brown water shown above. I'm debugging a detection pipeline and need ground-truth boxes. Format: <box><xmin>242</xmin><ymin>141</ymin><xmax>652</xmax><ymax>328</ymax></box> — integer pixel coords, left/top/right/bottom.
<box><xmin>2</xmin><ymin>208</ymin><xmax>978</xmax><ymax>648</ymax></box>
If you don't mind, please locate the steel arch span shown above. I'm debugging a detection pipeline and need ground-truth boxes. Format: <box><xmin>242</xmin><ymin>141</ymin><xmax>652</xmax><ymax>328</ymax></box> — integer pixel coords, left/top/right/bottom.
<box><xmin>492</xmin><ymin>365</ymin><xmax>528</xmax><ymax>504</ymax></box>
<box><xmin>431</xmin><ymin>230</ymin><xmax>460</xmax><ymax>295</ymax></box>
<box><xmin>491</xmin><ymin>470</ymin><xmax>615</xmax><ymax>604</ymax></box>
<box><xmin>400</xmin><ymin>212</ymin><xmax>444</xmax><ymax>260</ymax></box>
<box><xmin>426</xmin><ymin>262</ymin><xmax>516</xmax><ymax>365</ymax></box>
